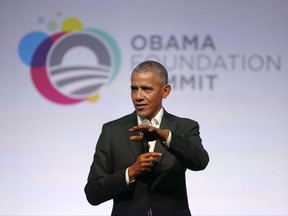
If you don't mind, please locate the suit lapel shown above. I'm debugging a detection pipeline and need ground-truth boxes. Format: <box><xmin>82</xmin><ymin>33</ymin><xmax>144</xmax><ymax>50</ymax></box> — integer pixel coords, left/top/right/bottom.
<box><xmin>151</xmin><ymin>111</ymin><xmax>176</xmax><ymax>182</ymax></box>
<box><xmin>153</xmin><ymin>110</ymin><xmax>176</xmax><ymax>155</ymax></box>
<box><xmin>159</xmin><ymin>110</ymin><xmax>175</xmax><ymax>132</ymax></box>
<box><xmin>124</xmin><ymin>112</ymin><xmax>142</xmax><ymax>159</ymax></box>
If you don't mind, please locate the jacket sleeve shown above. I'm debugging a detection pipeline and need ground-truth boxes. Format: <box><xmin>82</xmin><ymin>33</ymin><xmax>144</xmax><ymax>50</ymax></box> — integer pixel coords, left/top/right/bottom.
<box><xmin>168</xmin><ymin>120</ymin><xmax>209</xmax><ymax>171</ymax></box>
<box><xmin>84</xmin><ymin>125</ymin><xmax>131</xmax><ymax>206</ymax></box>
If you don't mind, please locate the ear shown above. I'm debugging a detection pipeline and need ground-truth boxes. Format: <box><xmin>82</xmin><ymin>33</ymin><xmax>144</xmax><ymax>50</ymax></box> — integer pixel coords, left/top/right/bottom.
<box><xmin>162</xmin><ymin>84</ymin><xmax>171</xmax><ymax>99</ymax></box>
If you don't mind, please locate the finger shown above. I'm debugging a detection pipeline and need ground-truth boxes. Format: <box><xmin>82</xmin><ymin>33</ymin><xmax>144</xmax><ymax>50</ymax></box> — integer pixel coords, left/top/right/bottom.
<box><xmin>129</xmin><ymin>135</ymin><xmax>144</xmax><ymax>141</ymax></box>
<box><xmin>129</xmin><ymin>126</ymin><xmax>143</xmax><ymax>132</ymax></box>
<box><xmin>147</xmin><ymin>152</ymin><xmax>162</xmax><ymax>157</ymax></box>
<box><xmin>129</xmin><ymin>127</ymin><xmax>138</xmax><ymax>132</ymax></box>
<box><xmin>141</xmin><ymin>162</ymin><xmax>156</xmax><ymax>171</ymax></box>
<box><xmin>141</xmin><ymin>155</ymin><xmax>161</xmax><ymax>166</ymax></box>
<box><xmin>129</xmin><ymin>125</ymin><xmax>145</xmax><ymax>130</ymax></box>
<box><xmin>129</xmin><ymin>125</ymin><xmax>152</xmax><ymax>132</ymax></box>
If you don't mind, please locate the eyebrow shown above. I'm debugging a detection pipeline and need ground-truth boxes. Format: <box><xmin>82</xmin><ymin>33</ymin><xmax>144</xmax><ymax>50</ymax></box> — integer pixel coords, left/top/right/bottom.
<box><xmin>130</xmin><ymin>85</ymin><xmax>153</xmax><ymax>90</ymax></box>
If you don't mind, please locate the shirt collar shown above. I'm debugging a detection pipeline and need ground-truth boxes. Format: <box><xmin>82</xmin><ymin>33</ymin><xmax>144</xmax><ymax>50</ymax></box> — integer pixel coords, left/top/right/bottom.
<box><xmin>137</xmin><ymin>107</ymin><xmax>164</xmax><ymax>127</ymax></box>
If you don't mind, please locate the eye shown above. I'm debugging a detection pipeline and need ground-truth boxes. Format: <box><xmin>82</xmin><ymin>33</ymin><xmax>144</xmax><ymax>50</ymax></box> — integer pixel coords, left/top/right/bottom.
<box><xmin>131</xmin><ymin>86</ymin><xmax>138</xmax><ymax>91</ymax></box>
<box><xmin>142</xmin><ymin>86</ymin><xmax>153</xmax><ymax>92</ymax></box>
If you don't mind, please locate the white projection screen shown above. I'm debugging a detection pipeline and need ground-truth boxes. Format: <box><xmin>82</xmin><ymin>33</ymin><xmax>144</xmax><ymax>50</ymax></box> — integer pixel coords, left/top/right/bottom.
<box><xmin>0</xmin><ymin>0</ymin><xmax>287</xmax><ymax>215</ymax></box>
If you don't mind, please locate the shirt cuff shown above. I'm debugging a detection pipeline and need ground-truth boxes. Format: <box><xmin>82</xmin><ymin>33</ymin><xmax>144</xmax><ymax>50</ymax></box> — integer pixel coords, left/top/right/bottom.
<box><xmin>161</xmin><ymin>129</ymin><xmax>171</xmax><ymax>148</ymax></box>
<box><xmin>125</xmin><ymin>167</ymin><xmax>135</xmax><ymax>185</ymax></box>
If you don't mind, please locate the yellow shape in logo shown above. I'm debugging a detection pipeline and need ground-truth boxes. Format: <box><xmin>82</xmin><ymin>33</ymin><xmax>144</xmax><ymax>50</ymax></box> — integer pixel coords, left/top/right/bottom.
<box><xmin>62</xmin><ymin>17</ymin><xmax>83</xmax><ymax>32</ymax></box>
<box><xmin>87</xmin><ymin>93</ymin><xmax>100</xmax><ymax>103</ymax></box>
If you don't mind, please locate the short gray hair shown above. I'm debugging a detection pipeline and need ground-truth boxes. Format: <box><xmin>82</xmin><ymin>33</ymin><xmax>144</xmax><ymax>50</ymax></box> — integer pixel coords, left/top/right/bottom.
<box><xmin>132</xmin><ymin>60</ymin><xmax>168</xmax><ymax>86</ymax></box>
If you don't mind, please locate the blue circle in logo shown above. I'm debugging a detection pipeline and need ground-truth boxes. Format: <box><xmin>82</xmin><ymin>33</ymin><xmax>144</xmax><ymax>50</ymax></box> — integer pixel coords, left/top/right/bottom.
<box><xmin>18</xmin><ymin>31</ymin><xmax>48</xmax><ymax>66</ymax></box>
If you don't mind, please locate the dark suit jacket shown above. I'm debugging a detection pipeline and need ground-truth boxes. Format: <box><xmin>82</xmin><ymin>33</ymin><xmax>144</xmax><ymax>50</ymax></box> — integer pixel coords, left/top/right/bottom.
<box><xmin>85</xmin><ymin>110</ymin><xmax>209</xmax><ymax>216</ymax></box>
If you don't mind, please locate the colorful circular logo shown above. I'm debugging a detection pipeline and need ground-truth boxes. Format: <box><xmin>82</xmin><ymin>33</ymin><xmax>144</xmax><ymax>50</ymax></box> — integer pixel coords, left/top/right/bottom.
<box><xmin>18</xmin><ymin>17</ymin><xmax>121</xmax><ymax>105</ymax></box>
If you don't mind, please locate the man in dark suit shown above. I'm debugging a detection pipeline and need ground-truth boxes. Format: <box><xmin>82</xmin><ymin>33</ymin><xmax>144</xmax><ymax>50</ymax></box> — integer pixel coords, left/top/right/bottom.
<box><xmin>84</xmin><ymin>60</ymin><xmax>209</xmax><ymax>216</ymax></box>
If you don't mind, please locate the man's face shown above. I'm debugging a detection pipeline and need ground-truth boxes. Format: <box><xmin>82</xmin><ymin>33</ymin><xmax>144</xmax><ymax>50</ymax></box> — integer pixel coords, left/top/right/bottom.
<box><xmin>131</xmin><ymin>71</ymin><xmax>169</xmax><ymax>120</ymax></box>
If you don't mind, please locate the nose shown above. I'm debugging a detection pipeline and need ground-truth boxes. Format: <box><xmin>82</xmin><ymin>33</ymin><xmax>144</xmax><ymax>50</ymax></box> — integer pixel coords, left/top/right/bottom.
<box><xmin>135</xmin><ymin>89</ymin><xmax>144</xmax><ymax>101</ymax></box>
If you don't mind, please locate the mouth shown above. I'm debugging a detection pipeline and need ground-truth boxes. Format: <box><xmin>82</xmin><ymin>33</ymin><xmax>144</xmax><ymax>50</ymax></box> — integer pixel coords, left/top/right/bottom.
<box><xmin>135</xmin><ymin>104</ymin><xmax>147</xmax><ymax>110</ymax></box>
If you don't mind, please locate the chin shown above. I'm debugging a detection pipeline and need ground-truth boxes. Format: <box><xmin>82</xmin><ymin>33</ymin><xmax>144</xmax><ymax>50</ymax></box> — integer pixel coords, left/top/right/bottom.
<box><xmin>136</xmin><ymin>111</ymin><xmax>147</xmax><ymax>118</ymax></box>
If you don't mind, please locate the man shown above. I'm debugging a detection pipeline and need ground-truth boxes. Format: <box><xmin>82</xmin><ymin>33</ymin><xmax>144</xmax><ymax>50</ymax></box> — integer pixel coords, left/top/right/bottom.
<box><xmin>84</xmin><ymin>60</ymin><xmax>209</xmax><ymax>216</ymax></box>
